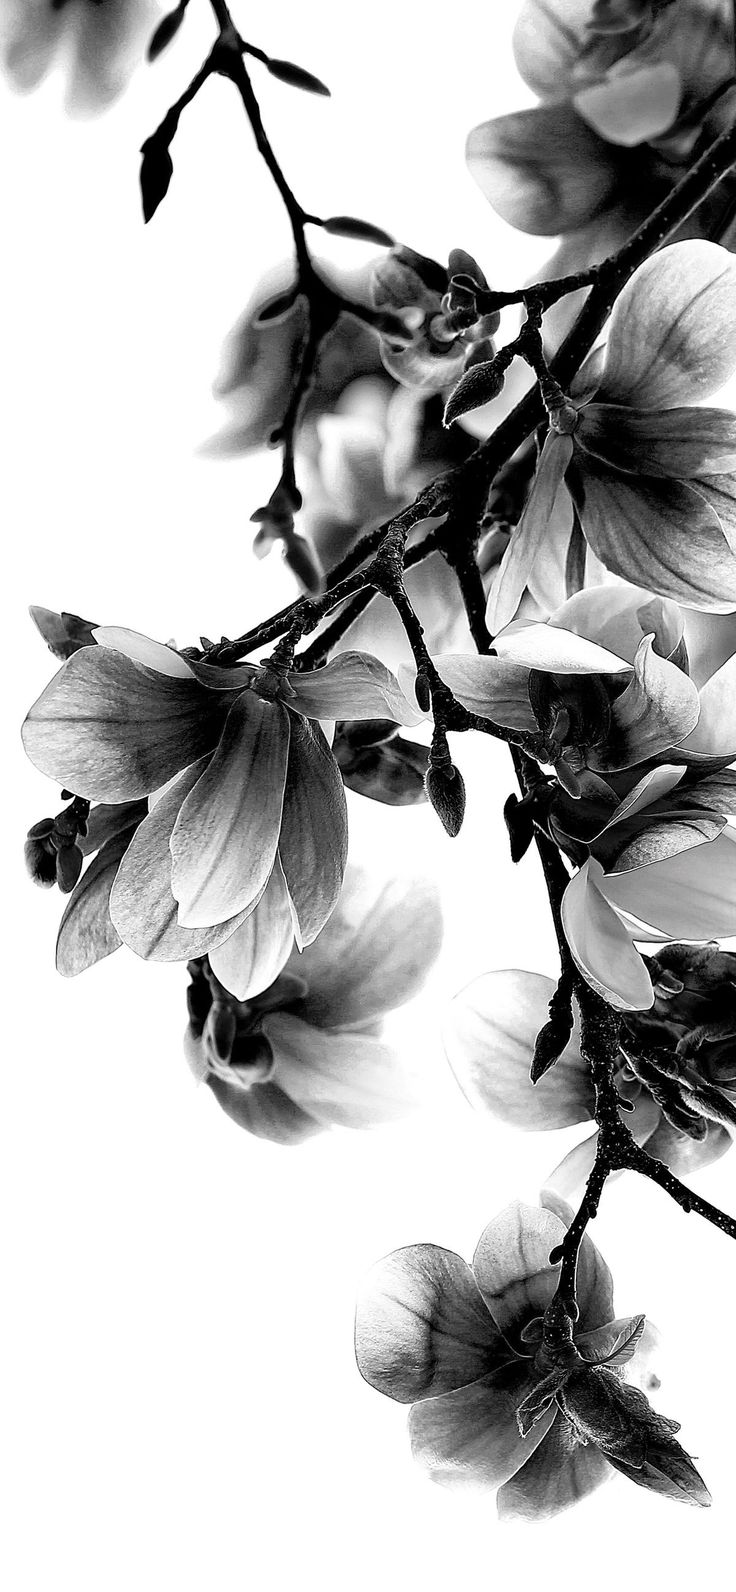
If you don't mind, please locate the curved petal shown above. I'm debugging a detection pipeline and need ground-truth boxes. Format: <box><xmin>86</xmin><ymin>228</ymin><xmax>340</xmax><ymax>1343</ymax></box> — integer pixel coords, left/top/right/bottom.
<box><xmin>55</xmin><ymin>828</ymin><xmax>133</xmax><ymax>976</ymax></box>
<box><xmin>355</xmin><ymin>1245</ymin><xmax>504</xmax><ymax>1404</ymax></box>
<box><xmin>691</xmin><ymin>474</ymin><xmax>736</xmax><ymax>552</ymax></box>
<box><xmin>170</xmin><ymin>694</ymin><xmax>290</xmax><ymax>928</ymax></box>
<box><xmin>264</xmin><ymin>1014</ymin><xmax>418</xmax><ymax>1127</ymax></box>
<box><xmin>513</xmin><ymin>0</ymin><xmax>600</xmax><ymax>97</ymax></box>
<box><xmin>207</xmin><ymin>858</ymin><xmax>295</xmax><ymax>1001</ymax></box>
<box><xmin>92</xmin><ymin>626</ymin><xmax>197</xmax><ymax>679</ymax></box>
<box><xmin>204</xmin><ymin>1073</ymin><xmax>323</xmax><ymax>1145</ymax></box>
<box><xmin>409</xmin><ymin>1364</ymin><xmax>554</xmax><ymax>1490</ymax></box>
<box><xmin>590</xmin><ymin>637</ymin><xmax>700</xmax><ymax>771</ymax></box>
<box><xmin>549</xmin><ymin>583</ymin><xmax>685</xmax><ymax>666</ymax></box>
<box><xmin>430</xmin><ymin>654</ymin><xmax>538</xmax><ymax>731</ymax></box>
<box><xmin>599</xmin><ymin>241</ymin><xmax>736</xmax><ymax>409</ymax></box>
<box><xmin>643</xmin><ymin>1117</ymin><xmax>732</xmax><ymax>1176</ymax></box>
<box><xmin>681</xmin><ymin>652</ymin><xmax>736</xmax><ymax>756</ymax></box>
<box><xmin>294</xmin><ymin>867</ymin><xmax>443</xmax><ymax>1028</ymax></box>
<box><xmin>603</xmin><ymin>827</ymin><xmax>736</xmax><ymax>939</ymax></box>
<box><xmin>471</xmin><ymin>1201</ymin><xmax>567</xmax><ymax>1344</ymax></box>
<box><xmin>22</xmin><ymin>646</ymin><xmax>229</xmax><ymax>802</ymax></box>
<box><xmin>494</xmin><ymin>622</ymin><xmax>629</xmax><ymax>674</ymax></box>
<box><xmin>596</xmin><ymin>765</ymin><xmax>687</xmax><ymax>837</ymax></box>
<box><xmin>466</xmin><ymin>105</ymin><xmax>619</xmax><ymax>235</ymax></box>
<box><xmin>561</xmin><ymin>860</ymin><xmax>654</xmax><ymax>1011</ymax></box>
<box><xmin>578</xmin><ymin>405</ymin><xmax>736</xmax><ymax>480</ymax></box>
<box><xmin>569</xmin><ymin>455</ymin><xmax>736</xmax><ymax>611</ymax></box>
<box><xmin>442</xmin><ymin>970</ymin><xmax>595</xmax><ymax>1129</ymax></box>
<box><xmin>277</xmin><ymin>717</ymin><xmax>348</xmax><ymax>948</ymax></box>
<box><xmin>496</xmin><ymin>1410</ymin><xmax>610</xmax><ymax>1521</ymax></box>
<box><xmin>487</xmin><ymin>435</ymin><xmax>574</xmax><ymax>634</ymax></box>
<box><xmin>544</xmin><ymin>1131</ymin><xmax>599</xmax><ymax>1203</ymax></box>
<box><xmin>109</xmin><ymin>761</ymin><xmax>255</xmax><ymax>961</ymax></box>
<box><xmin>574</xmin><ymin>62</ymin><xmax>681</xmax><ymax>146</ymax></box>
<box><xmin>289</xmin><ymin>652</ymin><xmax>423</xmax><ymax>726</ymax></box>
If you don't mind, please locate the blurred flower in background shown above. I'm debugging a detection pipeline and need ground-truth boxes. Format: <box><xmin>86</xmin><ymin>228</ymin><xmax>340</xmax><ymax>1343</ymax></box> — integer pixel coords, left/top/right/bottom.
<box><xmin>1</xmin><ymin>0</ymin><xmax>160</xmax><ymax>112</ymax></box>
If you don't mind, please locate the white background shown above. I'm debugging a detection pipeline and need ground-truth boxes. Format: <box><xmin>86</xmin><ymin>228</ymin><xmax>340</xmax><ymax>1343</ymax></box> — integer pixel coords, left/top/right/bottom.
<box><xmin>3</xmin><ymin>2</ymin><xmax>736</xmax><ymax>1587</ymax></box>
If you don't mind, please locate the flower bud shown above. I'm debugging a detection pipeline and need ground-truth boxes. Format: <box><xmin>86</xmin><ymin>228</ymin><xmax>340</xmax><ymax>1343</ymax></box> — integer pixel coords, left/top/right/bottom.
<box><xmin>24</xmin><ymin>834</ymin><xmax>57</xmax><ymax>888</ymax></box>
<box><xmin>425</xmin><ymin>762</ymin><xmax>466</xmax><ymax>837</ymax></box>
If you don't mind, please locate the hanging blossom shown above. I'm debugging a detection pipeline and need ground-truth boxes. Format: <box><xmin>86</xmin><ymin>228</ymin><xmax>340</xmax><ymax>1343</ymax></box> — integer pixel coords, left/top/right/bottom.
<box><xmin>184</xmin><ymin>863</ymin><xmax>443</xmax><ymax>1143</ymax></box>
<box><xmin>485</xmin><ymin>241</ymin><xmax>736</xmax><ymax>632</ymax></box>
<box><xmin>443</xmin><ymin>942</ymin><xmax>736</xmax><ymax>1197</ymax></box>
<box><xmin>415</xmin><ymin>584</ymin><xmax>736</xmax><ymax>1008</ymax></box>
<box><xmin>1</xmin><ymin>0</ymin><xmax>161</xmax><ymax>113</ymax></box>
<box><xmin>371</xmin><ymin>246</ymin><xmax>499</xmax><ymax>394</ymax></box>
<box><xmin>22</xmin><ymin>620</ymin><xmax>422</xmax><ymax>989</ymax></box>
<box><xmin>466</xmin><ymin>0</ymin><xmax>735</xmax><ymax>274</ymax></box>
<box><xmin>355</xmin><ymin>1193</ymin><xmax>708</xmax><ymax>1521</ymax></box>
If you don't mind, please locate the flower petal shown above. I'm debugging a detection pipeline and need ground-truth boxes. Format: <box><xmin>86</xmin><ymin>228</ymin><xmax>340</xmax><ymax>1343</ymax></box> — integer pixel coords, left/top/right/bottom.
<box><xmin>355</xmin><ymin>1245</ymin><xmax>505</xmax><ymax>1404</ymax></box>
<box><xmin>92</xmin><ymin>626</ymin><xmax>197</xmax><ymax>679</ymax></box>
<box><xmin>294</xmin><ymin>866</ymin><xmax>443</xmax><ymax>1028</ymax></box>
<box><xmin>289</xmin><ymin>652</ymin><xmax>423</xmax><ymax>726</ymax></box>
<box><xmin>466</xmin><ymin>105</ymin><xmax>620</xmax><ymax>234</ymax></box>
<box><xmin>487</xmin><ymin>435</ymin><xmax>574</xmax><ymax>634</ymax></box>
<box><xmin>496</xmin><ymin>1411</ymin><xmax>610</xmax><ymax>1521</ymax></box>
<box><xmin>544</xmin><ymin>1132</ymin><xmax>600</xmax><ymax>1203</ymax></box>
<box><xmin>430</xmin><ymin>654</ymin><xmax>538</xmax><ymax>731</ymax></box>
<box><xmin>513</xmin><ymin>0</ymin><xmax>599</xmax><ymax>97</ymax></box>
<box><xmin>568</xmin><ymin>456</ymin><xmax>736</xmax><ymax>611</ymax></box>
<box><xmin>170</xmin><ymin>694</ymin><xmax>289</xmax><ymax>928</ymax></box>
<box><xmin>681</xmin><ymin>651</ymin><xmax>736</xmax><ymax>757</ymax></box>
<box><xmin>442</xmin><ymin>970</ymin><xmax>595</xmax><ymax>1129</ymax></box>
<box><xmin>471</xmin><ymin>1201</ymin><xmax>567</xmax><ymax>1344</ymax></box>
<box><xmin>277</xmin><ymin>716</ymin><xmax>348</xmax><ymax>948</ymax></box>
<box><xmin>561</xmin><ymin>860</ymin><xmax>654</xmax><ymax>1011</ymax></box>
<box><xmin>578</xmin><ymin>405</ymin><xmax>736</xmax><ymax>479</ymax></box>
<box><xmin>109</xmin><ymin>761</ymin><xmax>254</xmax><ymax>960</ymax></box>
<box><xmin>590</xmin><ymin>636</ymin><xmax>700</xmax><ymax>771</ymax></box>
<box><xmin>642</xmin><ymin>1117</ymin><xmax>731</xmax><ymax>1177</ymax></box>
<box><xmin>494</xmin><ymin>622</ymin><xmax>629</xmax><ymax>674</ymax></box>
<box><xmin>204</xmin><ymin>1074</ymin><xmax>323</xmax><ymax>1144</ymax></box>
<box><xmin>600</xmin><ymin>241</ymin><xmax>736</xmax><ymax>409</ymax></box>
<box><xmin>603</xmin><ymin>827</ymin><xmax>736</xmax><ymax>939</ymax></box>
<box><xmin>549</xmin><ymin>583</ymin><xmax>685</xmax><ymax>666</ymax></box>
<box><xmin>22</xmin><ymin>646</ymin><xmax>229</xmax><ymax>802</ymax></box>
<box><xmin>264</xmin><ymin>1013</ymin><xmax>418</xmax><ymax>1127</ymax></box>
<box><xmin>207</xmin><ymin>858</ymin><xmax>295</xmax><ymax>1001</ymax></box>
<box><xmin>574</xmin><ymin>62</ymin><xmax>681</xmax><ymax>146</ymax></box>
<box><xmin>55</xmin><ymin>828</ymin><xmax>134</xmax><ymax>977</ymax></box>
<box><xmin>409</xmin><ymin>1364</ymin><xmax>554</xmax><ymax>1490</ymax></box>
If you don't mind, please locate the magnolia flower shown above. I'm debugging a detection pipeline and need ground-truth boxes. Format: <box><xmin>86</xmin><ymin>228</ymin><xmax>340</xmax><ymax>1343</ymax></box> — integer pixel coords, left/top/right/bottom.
<box><xmin>184</xmin><ymin>863</ymin><xmax>443</xmax><ymax>1142</ymax></box>
<box><xmin>355</xmin><ymin>1194</ymin><xmax>707</xmax><ymax>1519</ymax></box>
<box><xmin>1</xmin><ymin>0</ymin><xmax>160</xmax><ymax>113</ymax></box>
<box><xmin>466</xmin><ymin>0</ymin><xmax>735</xmax><ymax>262</ymax></box>
<box><xmin>443</xmin><ymin>945</ymin><xmax>736</xmax><ymax>1195</ymax></box>
<box><xmin>487</xmin><ymin>241</ymin><xmax>736</xmax><ymax>632</ymax></box>
<box><xmin>422</xmin><ymin>584</ymin><xmax>701</xmax><ymax>790</ymax></box>
<box><xmin>22</xmin><ymin>625</ymin><xmax>421</xmax><ymax>975</ymax></box>
<box><xmin>371</xmin><ymin>246</ymin><xmax>498</xmax><ymax>393</ymax></box>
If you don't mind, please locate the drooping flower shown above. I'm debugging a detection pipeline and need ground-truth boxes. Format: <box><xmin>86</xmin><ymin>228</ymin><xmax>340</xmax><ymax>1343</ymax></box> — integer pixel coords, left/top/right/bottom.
<box><xmin>22</xmin><ymin>624</ymin><xmax>421</xmax><ymax>978</ymax></box>
<box><xmin>1</xmin><ymin>0</ymin><xmax>160</xmax><ymax>113</ymax></box>
<box><xmin>355</xmin><ymin>1194</ymin><xmax>708</xmax><ymax>1520</ymax></box>
<box><xmin>466</xmin><ymin>0</ymin><xmax>736</xmax><ymax>270</ymax></box>
<box><xmin>443</xmin><ymin>943</ymin><xmax>736</xmax><ymax>1194</ymax></box>
<box><xmin>183</xmin><ymin>863</ymin><xmax>443</xmax><ymax>1142</ymax></box>
<box><xmin>371</xmin><ymin>246</ymin><xmax>499</xmax><ymax>393</ymax></box>
<box><xmin>486</xmin><ymin>241</ymin><xmax>736</xmax><ymax>631</ymax></box>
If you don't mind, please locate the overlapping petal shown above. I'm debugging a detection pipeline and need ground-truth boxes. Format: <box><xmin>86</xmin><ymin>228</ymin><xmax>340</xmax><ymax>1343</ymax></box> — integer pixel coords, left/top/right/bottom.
<box><xmin>599</xmin><ymin>240</ymin><xmax>736</xmax><ymax>409</ymax></box>
<box><xmin>588</xmin><ymin>637</ymin><xmax>700</xmax><ymax>771</ymax></box>
<box><xmin>355</xmin><ymin>1246</ymin><xmax>506</xmax><ymax>1404</ymax></box>
<box><xmin>466</xmin><ymin>105</ymin><xmax>620</xmax><ymax>235</ymax></box>
<box><xmin>472</xmin><ymin>1199</ymin><xmax>613</xmax><ymax>1343</ymax></box>
<box><xmin>496</xmin><ymin>1411</ymin><xmax>610</xmax><ymax>1521</ymax></box>
<box><xmin>408</xmin><ymin>1363</ymin><xmax>552</xmax><ymax>1490</ymax></box>
<box><xmin>561</xmin><ymin>858</ymin><xmax>655</xmax><ymax>1010</ymax></box>
<box><xmin>577</xmin><ymin>404</ymin><xmax>736</xmax><ymax>479</ymax></box>
<box><xmin>207</xmin><ymin>859</ymin><xmax>295</xmax><ymax>1002</ymax></box>
<box><xmin>487</xmin><ymin>434</ymin><xmax>574</xmax><ymax>634</ymax></box>
<box><xmin>288</xmin><ymin>651</ymin><xmax>424</xmax><ymax>726</ymax></box>
<box><xmin>263</xmin><ymin>1014</ymin><xmax>418</xmax><ymax>1127</ymax></box>
<box><xmin>277</xmin><ymin>716</ymin><xmax>348</xmax><ymax>947</ymax></box>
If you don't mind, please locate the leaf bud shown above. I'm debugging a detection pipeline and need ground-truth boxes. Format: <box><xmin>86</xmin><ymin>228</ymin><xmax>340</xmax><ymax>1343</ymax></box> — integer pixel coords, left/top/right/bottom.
<box><xmin>425</xmin><ymin>762</ymin><xmax>466</xmax><ymax>837</ymax></box>
<box><xmin>140</xmin><ymin>127</ymin><xmax>175</xmax><ymax>223</ymax></box>
<box><xmin>266</xmin><ymin>58</ymin><xmax>331</xmax><ymax>96</ymax></box>
<box><xmin>147</xmin><ymin>2</ymin><xmax>188</xmax><ymax>61</ymax></box>
<box><xmin>321</xmin><ymin>216</ymin><xmax>394</xmax><ymax>247</ymax></box>
<box><xmin>443</xmin><ymin>349</ymin><xmax>512</xmax><ymax>426</ymax></box>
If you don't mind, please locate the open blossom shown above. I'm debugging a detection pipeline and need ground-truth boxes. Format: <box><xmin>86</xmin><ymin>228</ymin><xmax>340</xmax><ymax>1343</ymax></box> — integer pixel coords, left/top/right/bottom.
<box><xmin>1</xmin><ymin>0</ymin><xmax>160</xmax><ymax>113</ymax></box>
<box><xmin>443</xmin><ymin>944</ymin><xmax>736</xmax><ymax>1194</ymax></box>
<box><xmin>486</xmin><ymin>241</ymin><xmax>736</xmax><ymax>632</ymax></box>
<box><xmin>355</xmin><ymin>1194</ymin><xmax>707</xmax><ymax>1520</ymax></box>
<box><xmin>467</xmin><ymin>0</ymin><xmax>735</xmax><ymax>264</ymax></box>
<box><xmin>184</xmin><ymin>863</ymin><xmax>443</xmax><ymax>1142</ymax></box>
<box><xmin>22</xmin><ymin>623</ymin><xmax>421</xmax><ymax>978</ymax></box>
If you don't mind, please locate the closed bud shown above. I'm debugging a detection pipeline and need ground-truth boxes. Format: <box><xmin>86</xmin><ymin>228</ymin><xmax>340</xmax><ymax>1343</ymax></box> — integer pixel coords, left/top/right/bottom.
<box><xmin>425</xmin><ymin>762</ymin><xmax>466</xmax><ymax>837</ymax></box>
<box><xmin>503</xmin><ymin>791</ymin><xmax>535</xmax><ymax>863</ymax></box>
<box><xmin>266</xmin><ymin>58</ymin><xmax>331</xmax><ymax>96</ymax></box>
<box><xmin>322</xmin><ymin>216</ymin><xmax>394</xmax><ymax>247</ymax></box>
<box><xmin>414</xmin><ymin>671</ymin><xmax>432</xmax><ymax>713</ymax></box>
<box><xmin>147</xmin><ymin>2</ymin><xmax>187</xmax><ymax>61</ymax></box>
<box><xmin>140</xmin><ymin>129</ymin><xmax>175</xmax><ymax>223</ymax></box>
<box><xmin>443</xmin><ymin>350</ymin><xmax>511</xmax><ymax>426</ymax></box>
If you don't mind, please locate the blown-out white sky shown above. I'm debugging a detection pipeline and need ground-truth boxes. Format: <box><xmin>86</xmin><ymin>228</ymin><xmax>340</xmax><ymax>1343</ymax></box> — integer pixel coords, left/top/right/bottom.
<box><xmin>3</xmin><ymin>2</ymin><xmax>736</xmax><ymax>1588</ymax></box>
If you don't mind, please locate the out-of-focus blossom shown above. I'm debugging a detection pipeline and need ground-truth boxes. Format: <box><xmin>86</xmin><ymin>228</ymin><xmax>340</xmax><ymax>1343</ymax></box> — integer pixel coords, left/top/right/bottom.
<box><xmin>332</xmin><ymin>718</ymin><xmax>430</xmax><ymax>806</ymax></box>
<box><xmin>355</xmin><ymin>1193</ymin><xmax>707</xmax><ymax>1519</ymax></box>
<box><xmin>1</xmin><ymin>0</ymin><xmax>160</xmax><ymax>113</ymax></box>
<box><xmin>486</xmin><ymin>242</ymin><xmax>736</xmax><ymax>632</ymax></box>
<box><xmin>183</xmin><ymin>863</ymin><xmax>443</xmax><ymax>1142</ymax></box>
<box><xmin>22</xmin><ymin>624</ymin><xmax>421</xmax><ymax>978</ymax></box>
<box><xmin>296</xmin><ymin>376</ymin><xmax>477</xmax><ymax>662</ymax></box>
<box><xmin>467</xmin><ymin>0</ymin><xmax>735</xmax><ymax>265</ymax></box>
<box><xmin>443</xmin><ymin>943</ymin><xmax>736</xmax><ymax>1194</ymax></box>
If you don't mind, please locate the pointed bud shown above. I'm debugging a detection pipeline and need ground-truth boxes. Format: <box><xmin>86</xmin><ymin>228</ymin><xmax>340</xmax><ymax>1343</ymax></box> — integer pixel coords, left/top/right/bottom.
<box><xmin>425</xmin><ymin>762</ymin><xmax>466</xmax><ymax>837</ymax></box>
<box><xmin>140</xmin><ymin>130</ymin><xmax>175</xmax><ymax>223</ymax></box>
<box><xmin>253</xmin><ymin>286</ymin><xmax>301</xmax><ymax>326</ymax></box>
<box><xmin>283</xmin><ymin>533</ymin><xmax>324</xmax><ymax>595</ymax></box>
<box><xmin>266</xmin><ymin>57</ymin><xmax>331</xmax><ymax>95</ymax></box>
<box><xmin>503</xmin><ymin>792</ymin><xmax>534</xmax><ymax>863</ymax></box>
<box><xmin>443</xmin><ymin>350</ymin><xmax>511</xmax><ymax>426</ymax></box>
<box><xmin>414</xmin><ymin>672</ymin><xmax>431</xmax><ymax>713</ymax></box>
<box><xmin>147</xmin><ymin>2</ymin><xmax>187</xmax><ymax>61</ymax></box>
<box><xmin>321</xmin><ymin>215</ymin><xmax>395</xmax><ymax>247</ymax></box>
